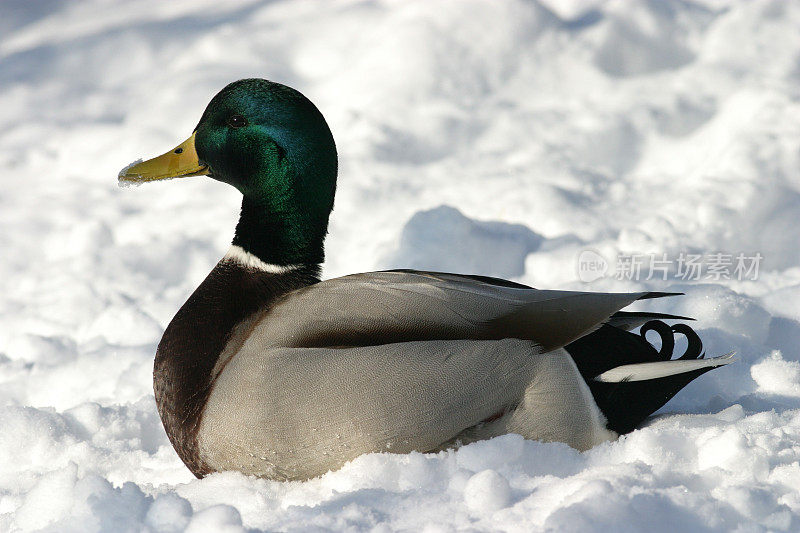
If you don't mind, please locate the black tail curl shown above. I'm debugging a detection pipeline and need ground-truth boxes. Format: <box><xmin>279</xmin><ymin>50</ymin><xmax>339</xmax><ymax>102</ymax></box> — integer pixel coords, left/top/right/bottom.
<box><xmin>565</xmin><ymin>319</ymin><xmax>715</xmax><ymax>434</ymax></box>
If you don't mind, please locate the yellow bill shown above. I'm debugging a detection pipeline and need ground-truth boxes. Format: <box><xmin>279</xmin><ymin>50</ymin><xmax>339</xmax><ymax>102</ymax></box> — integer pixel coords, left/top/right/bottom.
<box><xmin>118</xmin><ymin>132</ymin><xmax>207</xmax><ymax>185</ymax></box>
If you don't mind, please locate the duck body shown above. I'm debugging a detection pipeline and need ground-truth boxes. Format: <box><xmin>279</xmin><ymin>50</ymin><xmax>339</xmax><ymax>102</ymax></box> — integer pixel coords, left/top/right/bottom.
<box><xmin>122</xmin><ymin>79</ymin><xmax>733</xmax><ymax>481</ymax></box>
<box><xmin>172</xmin><ymin>252</ymin><xmax>616</xmax><ymax>480</ymax></box>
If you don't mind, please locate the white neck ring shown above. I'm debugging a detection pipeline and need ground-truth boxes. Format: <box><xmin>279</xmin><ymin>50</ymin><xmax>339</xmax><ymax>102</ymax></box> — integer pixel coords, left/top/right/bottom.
<box><xmin>224</xmin><ymin>245</ymin><xmax>302</xmax><ymax>274</ymax></box>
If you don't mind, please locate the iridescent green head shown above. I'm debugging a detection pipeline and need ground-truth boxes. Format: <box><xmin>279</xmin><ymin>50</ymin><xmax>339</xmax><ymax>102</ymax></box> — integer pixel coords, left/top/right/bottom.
<box><xmin>120</xmin><ymin>79</ymin><xmax>338</xmax><ymax>267</ymax></box>
<box><xmin>195</xmin><ymin>79</ymin><xmax>337</xmax><ymax>212</ymax></box>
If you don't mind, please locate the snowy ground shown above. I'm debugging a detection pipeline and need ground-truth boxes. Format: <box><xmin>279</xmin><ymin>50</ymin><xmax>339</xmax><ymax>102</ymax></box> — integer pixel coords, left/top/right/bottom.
<box><xmin>1</xmin><ymin>0</ymin><xmax>800</xmax><ymax>531</ymax></box>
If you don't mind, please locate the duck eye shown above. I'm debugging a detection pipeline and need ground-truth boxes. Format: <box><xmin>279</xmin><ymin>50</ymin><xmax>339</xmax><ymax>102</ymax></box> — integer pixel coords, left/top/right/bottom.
<box><xmin>227</xmin><ymin>114</ymin><xmax>248</xmax><ymax>129</ymax></box>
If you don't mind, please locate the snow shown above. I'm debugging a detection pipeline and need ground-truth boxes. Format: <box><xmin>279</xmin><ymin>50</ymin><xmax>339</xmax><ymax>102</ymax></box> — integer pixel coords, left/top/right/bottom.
<box><xmin>386</xmin><ymin>205</ymin><xmax>543</xmax><ymax>278</ymax></box>
<box><xmin>1</xmin><ymin>0</ymin><xmax>800</xmax><ymax>530</ymax></box>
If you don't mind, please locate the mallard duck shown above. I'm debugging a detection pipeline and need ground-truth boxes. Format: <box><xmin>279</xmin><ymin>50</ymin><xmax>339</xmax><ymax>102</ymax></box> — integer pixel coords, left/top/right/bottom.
<box><xmin>119</xmin><ymin>79</ymin><xmax>733</xmax><ymax>481</ymax></box>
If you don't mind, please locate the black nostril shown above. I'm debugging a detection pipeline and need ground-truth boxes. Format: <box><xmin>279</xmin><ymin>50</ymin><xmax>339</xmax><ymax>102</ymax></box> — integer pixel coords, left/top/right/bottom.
<box><xmin>174</xmin><ymin>148</ymin><xmax>184</xmax><ymax>154</ymax></box>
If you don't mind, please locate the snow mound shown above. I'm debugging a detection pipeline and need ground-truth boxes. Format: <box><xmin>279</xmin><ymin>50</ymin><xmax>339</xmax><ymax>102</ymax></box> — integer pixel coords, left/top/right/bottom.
<box><xmin>385</xmin><ymin>205</ymin><xmax>543</xmax><ymax>278</ymax></box>
<box><xmin>751</xmin><ymin>352</ymin><xmax>800</xmax><ymax>398</ymax></box>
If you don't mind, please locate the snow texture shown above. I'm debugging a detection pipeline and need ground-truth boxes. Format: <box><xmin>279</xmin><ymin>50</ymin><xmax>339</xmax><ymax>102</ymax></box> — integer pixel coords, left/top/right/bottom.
<box><xmin>1</xmin><ymin>0</ymin><xmax>800</xmax><ymax>531</ymax></box>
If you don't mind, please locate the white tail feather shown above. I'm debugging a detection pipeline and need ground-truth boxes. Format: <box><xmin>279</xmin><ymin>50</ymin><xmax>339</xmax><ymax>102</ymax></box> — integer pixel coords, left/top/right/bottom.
<box><xmin>593</xmin><ymin>352</ymin><xmax>736</xmax><ymax>383</ymax></box>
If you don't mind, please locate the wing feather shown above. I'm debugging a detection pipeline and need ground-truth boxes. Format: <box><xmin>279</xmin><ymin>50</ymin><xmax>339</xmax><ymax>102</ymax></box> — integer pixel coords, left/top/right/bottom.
<box><xmin>251</xmin><ymin>270</ymin><xmax>667</xmax><ymax>351</ymax></box>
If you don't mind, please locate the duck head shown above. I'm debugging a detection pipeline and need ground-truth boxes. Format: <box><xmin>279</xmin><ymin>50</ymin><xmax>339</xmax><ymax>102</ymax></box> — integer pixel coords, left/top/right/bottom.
<box><xmin>120</xmin><ymin>78</ymin><xmax>338</xmax><ymax>268</ymax></box>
